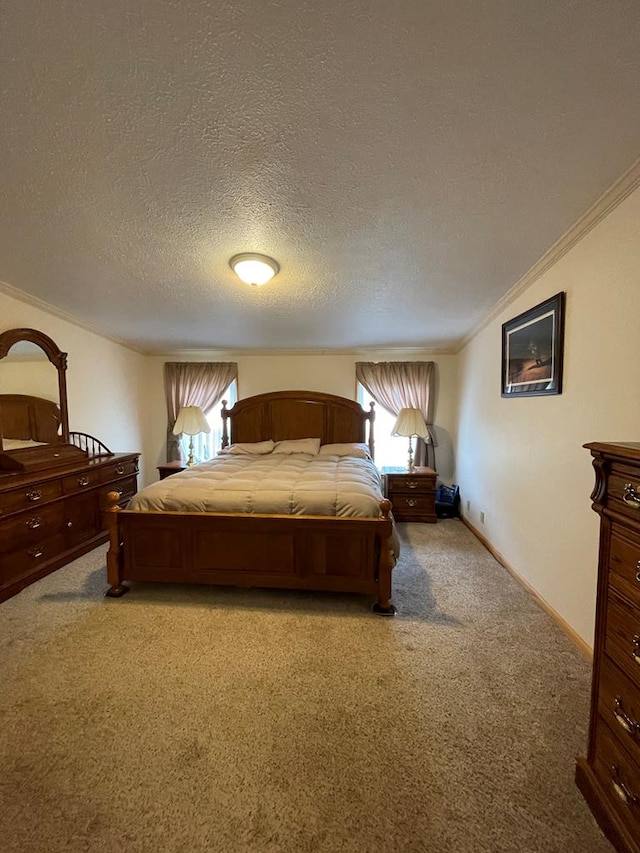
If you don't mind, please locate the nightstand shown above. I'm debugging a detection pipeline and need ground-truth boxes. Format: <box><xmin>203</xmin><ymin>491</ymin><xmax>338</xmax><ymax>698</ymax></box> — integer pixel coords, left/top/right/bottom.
<box><xmin>157</xmin><ymin>461</ymin><xmax>188</xmax><ymax>480</ymax></box>
<box><xmin>383</xmin><ymin>466</ymin><xmax>437</xmax><ymax>523</ymax></box>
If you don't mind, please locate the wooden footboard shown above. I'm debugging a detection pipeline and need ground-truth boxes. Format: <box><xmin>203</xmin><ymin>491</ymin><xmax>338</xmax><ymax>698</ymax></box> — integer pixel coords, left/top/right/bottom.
<box><xmin>105</xmin><ymin>492</ymin><xmax>396</xmax><ymax>614</ymax></box>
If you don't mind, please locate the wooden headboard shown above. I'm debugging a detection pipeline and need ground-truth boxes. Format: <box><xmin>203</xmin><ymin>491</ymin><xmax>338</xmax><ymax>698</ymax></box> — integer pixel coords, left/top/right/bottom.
<box><xmin>0</xmin><ymin>394</ymin><xmax>62</xmax><ymax>444</ymax></box>
<box><xmin>222</xmin><ymin>390</ymin><xmax>375</xmax><ymax>458</ymax></box>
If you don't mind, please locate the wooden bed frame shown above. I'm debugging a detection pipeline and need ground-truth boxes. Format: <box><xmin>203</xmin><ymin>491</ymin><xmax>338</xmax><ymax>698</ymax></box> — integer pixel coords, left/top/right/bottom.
<box><xmin>105</xmin><ymin>390</ymin><xmax>397</xmax><ymax>614</ymax></box>
<box><xmin>0</xmin><ymin>392</ymin><xmax>90</xmax><ymax>472</ymax></box>
<box><xmin>0</xmin><ymin>393</ymin><xmax>62</xmax><ymax>444</ymax></box>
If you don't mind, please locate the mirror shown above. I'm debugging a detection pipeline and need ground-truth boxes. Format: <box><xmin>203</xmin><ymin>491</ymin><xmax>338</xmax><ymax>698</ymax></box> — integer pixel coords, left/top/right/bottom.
<box><xmin>0</xmin><ymin>328</ymin><xmax>70</xmax><ymax>455</ymax></box>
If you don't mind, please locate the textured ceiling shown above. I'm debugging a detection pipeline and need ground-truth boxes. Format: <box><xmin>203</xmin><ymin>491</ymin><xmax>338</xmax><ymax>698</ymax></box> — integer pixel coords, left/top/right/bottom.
<box><xmin>1</xmin><ymin>0</ymin><xmax>639</xmax><ymax>353</ymax></box>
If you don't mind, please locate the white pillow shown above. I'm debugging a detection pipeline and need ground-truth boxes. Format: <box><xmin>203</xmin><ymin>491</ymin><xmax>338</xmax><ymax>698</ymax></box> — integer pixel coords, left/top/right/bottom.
<box><xmin>319</xmin><ymin>442</ymin><xmax>372</xmax><ymax>460</ymax></box>
<box><xmin>272</xmin><ymin>437</ymin><xmax>321</xmax><ymax>455</ymax></box>
<box><xmin>218</xmin><ymin>440</ymin><xmax>275</xmax><ymax>456</ymax></box>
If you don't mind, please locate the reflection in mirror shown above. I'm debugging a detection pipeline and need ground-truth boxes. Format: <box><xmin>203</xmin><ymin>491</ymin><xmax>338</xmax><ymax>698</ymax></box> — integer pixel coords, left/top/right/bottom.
<box><xmin>0</xmin><ymin>328</ymin><xmax>71</xmax><ymax>465</ymax></box>
<box><xmin>0</xmin><ymin>340</ymin><xmax>62</xmax><ymax>450</ymax></box>
<box><xmin>0</xmin><ymin>341</ymin><xmax>60</xmax><ymax>404</ymax></box>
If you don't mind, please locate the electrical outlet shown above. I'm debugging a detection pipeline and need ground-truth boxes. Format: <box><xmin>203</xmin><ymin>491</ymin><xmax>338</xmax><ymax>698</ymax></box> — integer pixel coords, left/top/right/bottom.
<box><xmin>480</xmin><ymin>511</ymin><xmax>485</xmax><ymax>524</ymax></box>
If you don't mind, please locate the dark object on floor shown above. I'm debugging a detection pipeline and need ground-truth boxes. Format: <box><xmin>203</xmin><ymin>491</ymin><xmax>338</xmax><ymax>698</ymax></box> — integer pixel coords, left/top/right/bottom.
<box><xmin>435</xmin><ymin>483</ymin><xmax>460</xmax><ymax>518</ymax></box>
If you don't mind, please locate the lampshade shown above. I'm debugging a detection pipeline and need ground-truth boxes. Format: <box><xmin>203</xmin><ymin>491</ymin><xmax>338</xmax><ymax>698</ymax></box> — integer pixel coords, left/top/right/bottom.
<box><xmin>173</xmin><ymin>406</ymin><xmax>211</xmax><ymax>437</ymax></box>
<box><xmin>391</xmin><ymin>408</ymin><xmax>429</xmax><ymax>438</ymax></box>
<box><xmin>391</xmin><ymin>408</ymin><xmax>428</xmax><ymax>472</ymax></box>
<box><xmin>229</xmin><ymin>253</ymin><xmax>280</xmax><ymax>286</ymax></box>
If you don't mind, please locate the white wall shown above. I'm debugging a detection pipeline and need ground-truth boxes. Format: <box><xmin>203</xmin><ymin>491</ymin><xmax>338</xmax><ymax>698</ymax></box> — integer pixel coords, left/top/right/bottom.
<box><xmin>455</xmin><ymin>185</ymin><xmax>640</xmax><ymax>647</ymax></box>
<box><xmin>145</xmin><ymin>352</ymin><xmax>458</xmax><ymax>483</ymax></box>
<box><xmin>0</xmin><ymin>290</ymin><xmax>149</xmax><ymax>480</ymax></box>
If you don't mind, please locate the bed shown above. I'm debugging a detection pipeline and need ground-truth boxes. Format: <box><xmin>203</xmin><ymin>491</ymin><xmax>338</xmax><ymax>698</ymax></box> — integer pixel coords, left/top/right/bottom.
<box><xmin>0</xmin><ymin>392</ymin><xmax>83</xmax><ymax>471</ymax></box>
<box><xmin>0</xmin><ymin>393</ymin><xmax>62</xmax><ymax>445</ymax></box>
<box><xmin>105</xmin><ymin>390</ymin><xmax>399</xmax><ymax>614</ymax></box>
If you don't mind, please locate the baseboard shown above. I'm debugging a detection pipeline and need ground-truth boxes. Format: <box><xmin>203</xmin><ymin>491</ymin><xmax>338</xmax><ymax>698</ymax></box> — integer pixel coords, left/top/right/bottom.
<box><xmin>460</xmin><ymin>515</ymin><xmax>592</xmax><ymax>659</ymax></box>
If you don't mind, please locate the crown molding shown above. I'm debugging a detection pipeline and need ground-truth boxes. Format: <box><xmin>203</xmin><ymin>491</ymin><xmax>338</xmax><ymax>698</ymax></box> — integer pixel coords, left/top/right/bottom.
<box><xmin>153</xmin><ymin>345</ymin><xmax>457</xmax><ymax>358</ymax></box>
<box><xmin>9</xmin><ymin>153</ymin><xmax>638</xmax><ymax>360</ymax></box>
<box><xmin>0</xmin><ymin>282</ymin><xmax>457</xmax><ymax>358</ymax></box>
<box><xmin>455</xmin><ymin>155</ymin><xmax>640</xmax><ymax>353</ymax></box>
<box><xmin>0</xmin><ymin>279</ymin><xmax>457</xmax><ymax>357</ymax></box>
<box><xmin>0</xmin><ymin>278</ymin><xmax>147</xmax><ymax>354</ymax></box>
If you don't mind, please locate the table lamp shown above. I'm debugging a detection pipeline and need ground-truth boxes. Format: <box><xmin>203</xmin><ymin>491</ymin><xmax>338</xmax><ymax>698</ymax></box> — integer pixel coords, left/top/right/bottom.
<box><xmin>391</xmin><ymin>408</ymin><xmax>429</xmax><ymax>472</ymax></box>
<box><xmin>173</xmin><ymin>406</ymin><xmax>210</xmax><ymax>466</ymax></box>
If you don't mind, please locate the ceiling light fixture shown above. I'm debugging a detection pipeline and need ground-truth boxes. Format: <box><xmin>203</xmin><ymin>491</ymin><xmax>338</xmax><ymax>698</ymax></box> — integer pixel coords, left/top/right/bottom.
<box><xmin>229</xmin><ymin>253</ymin><xmax>280</xmax><ymax>286</ymax></box>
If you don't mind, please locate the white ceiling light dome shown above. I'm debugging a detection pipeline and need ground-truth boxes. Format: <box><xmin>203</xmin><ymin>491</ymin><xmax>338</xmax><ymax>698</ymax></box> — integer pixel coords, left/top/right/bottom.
<box><xmin>229</xmin><ymin>253</ymin><xmax>280</xmax><ymax>286</ymax></box>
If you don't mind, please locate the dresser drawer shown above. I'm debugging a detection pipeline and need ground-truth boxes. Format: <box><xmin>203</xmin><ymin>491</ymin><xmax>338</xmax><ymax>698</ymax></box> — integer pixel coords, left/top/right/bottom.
<box><xmin>61</xmin><ymin>469</ymin><xmax>102</xmax><ymax>495</ymax></box>
<box><xmin>100</xmin><ymin>458</ymin><xmax>139</xmax><ymax>483</ymax></box>
<box><xmin>598</xmin><ymin>655</ymin><xmax>640</xmax><ymax>767</ymax></box>
<box><xmin>0</xmin><ymin>503</ymin><xmax>65</xmax><ymax>553</ymax></box>
<box><xmin>0</xmin><ymin>479</ymin><xmax>62</xmax><ymax>515</ymax></box>
<box><xmin>0</xmin><ymin>533</ymin><xmax>67</xmax><ymax>588</ymax></box>
<box><xmin>609</xmin><ymin>465</ymin><xmax>640</xmax><ymax>524</ymax></box>
<box><xmin>99</xmin><ymin>477</ymin><xmax>137</xmax><ymax>509</ymax></box>
<box><xmin>390</xmin><ymin>494</ymin><xmax>435</xmax><ymax>519</ymax></box>
<box><xmin>386</xmin><ymin>474</ymin><xmax>433</xmax><ymax>495</ymax></box>
<box><xmin>609</xmin><ymin>525</ymin><xmax>640</xmax><ymax>607</ymax></box>
<box><xmin>605</xmin><ymin>591</ymin><xmax>640</xmax><ymax>688</ymax></box>
<box><xmin>592</xmin><ymin>716</ymin><xmax>640</xmax><ymax>841</ymax></box>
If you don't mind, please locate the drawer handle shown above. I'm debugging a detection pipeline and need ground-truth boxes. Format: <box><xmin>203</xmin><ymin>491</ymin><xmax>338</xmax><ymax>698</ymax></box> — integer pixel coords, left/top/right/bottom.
<box><xmin>613</xmin><ymin>698</ymin><xmax>638</xmax><ymax>735</ymax></box>
<box><xmin>114</xmin><ymin>487</ymin><xmax>123</xmax><ymax>497</ymax></box>
<box><xmin>611</xmin><ymin>767</ymin><xmax>638</xmax><ymax>807</ymax></box>
<box><xmin>622</xmin><ymin>483</ymin><xmax>640</xmax><ymax>509</ymax></box>
<box><xmin>26</xmin><ymin>517</ymin><xmax>42</xmax><ymax>530</ymax></box>
<box><xmin>26</xmin><ymin>490</ymin><xmax>42</xmax><ymax>502</ymax></box>
<box><xmin>115</xmin><ymin>465</ymin><xmax>125</xmax><ymax>475</ymax></box>
<box><xmin>28</xmin><ymin>546</ymin><xmax>44</xmax><ymax>559</ymax></box>
<box><xmin>77</xmin><ymin>476</ymin><xmax>90</xmax><ymax>487</ymax></box>
<box><xmin>405</xmin><ymin>498</ymin><xmax>418</xmax><ymax>507</ymax></box>
<box><xmin>633</xmin><ymin>635</ymin><xmax>640</xmax><ymax>666</ymax></box>
<box><xmin>407</xmin><ymin>480</ymin><xmax>418</xmax><ymax>489</ymax></box>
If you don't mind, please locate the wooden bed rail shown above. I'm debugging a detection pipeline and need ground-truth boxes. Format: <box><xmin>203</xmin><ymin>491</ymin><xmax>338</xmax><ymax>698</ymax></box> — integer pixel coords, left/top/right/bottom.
<box><xmin>104</xmin><ymin>492</ymin><xmax>396</xmax><ymax>614</ymax></box>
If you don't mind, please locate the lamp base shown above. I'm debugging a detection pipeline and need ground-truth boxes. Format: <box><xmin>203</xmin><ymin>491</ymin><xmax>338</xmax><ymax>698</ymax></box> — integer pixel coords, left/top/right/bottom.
<box><xmin>407</xmin><ymin>437</ymin><xmax>415</xmax><ymax>472</ymax></box>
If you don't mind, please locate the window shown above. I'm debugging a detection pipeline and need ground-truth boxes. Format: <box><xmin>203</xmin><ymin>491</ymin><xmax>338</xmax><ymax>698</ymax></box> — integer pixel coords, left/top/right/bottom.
<box><xmin>357</xmin><ymin>384</ymin><xmax>408</xmax><ymax>469</ymax></box>
<box><xmin>178</xmin><ymin>380</ymin><xmax>238</xmax><ymax>463</ymax></box>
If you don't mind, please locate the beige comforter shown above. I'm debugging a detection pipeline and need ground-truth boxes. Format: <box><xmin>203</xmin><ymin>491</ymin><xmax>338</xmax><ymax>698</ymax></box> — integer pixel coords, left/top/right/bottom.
<box><xmin>130</xmin><ymin>453</ymin><xmax>389</xmax><ymax>517</ymax></box>
<box><xmin>130</xmin><ymin>453</ymin><xmax>400</xmax><ymax>564</ymax></box>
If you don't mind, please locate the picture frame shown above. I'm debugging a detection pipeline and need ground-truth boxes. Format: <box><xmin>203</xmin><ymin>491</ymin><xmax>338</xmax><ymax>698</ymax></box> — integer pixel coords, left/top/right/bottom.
<box><xmin>501</xmin><ymin>292</ymin><xmax>565</xmax><ymax>397</ymax></box>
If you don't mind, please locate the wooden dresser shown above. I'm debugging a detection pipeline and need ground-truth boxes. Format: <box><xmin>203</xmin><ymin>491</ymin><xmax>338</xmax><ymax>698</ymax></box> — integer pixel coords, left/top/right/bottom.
<box><xmin>0</xmin><ymin>452</ymin><xmax>139</xmax><ymax>603</ymax></box>
<box><xmin>384</xmin><ymin>467</ymin><xmax>437</xmax><ymax>523</ymax></box>
<box><xmin>576</xmin><ymin>442</ymin><xmax>640</xmax><ymax>853</ymax></box>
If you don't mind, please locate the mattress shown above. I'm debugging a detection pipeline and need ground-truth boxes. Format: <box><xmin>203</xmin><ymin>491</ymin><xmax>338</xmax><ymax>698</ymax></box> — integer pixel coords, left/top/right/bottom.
<box><xmin>130</xmin><ymin>452</ymin><xmax>388</xmax><ymax>518</ymax></box>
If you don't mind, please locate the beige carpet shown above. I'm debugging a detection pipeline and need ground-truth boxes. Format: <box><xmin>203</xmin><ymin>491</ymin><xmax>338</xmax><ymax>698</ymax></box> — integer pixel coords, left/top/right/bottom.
<box><xmin>0</xmin><ymin>520</ymin><xmax>611</xmax><ymax>853</ymax></box>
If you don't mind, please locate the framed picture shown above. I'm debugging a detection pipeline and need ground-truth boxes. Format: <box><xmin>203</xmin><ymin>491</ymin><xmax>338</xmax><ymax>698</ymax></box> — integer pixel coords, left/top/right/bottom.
<box><xmin>501</xmin><ymin>292</ymin><xmax>565</xmax><ymax>397</ymax></box>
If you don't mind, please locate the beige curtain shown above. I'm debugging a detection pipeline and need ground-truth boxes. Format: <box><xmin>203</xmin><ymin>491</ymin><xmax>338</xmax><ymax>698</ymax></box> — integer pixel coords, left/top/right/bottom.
<box><xmin>164</xmin><ymin>362</ymin><xmax>238</xmax><ymax>461</ymax></box>
<box><xmin>355</xmin><ymin>361</ymin><xmax>437</xmax><ymax>468</ymax></box>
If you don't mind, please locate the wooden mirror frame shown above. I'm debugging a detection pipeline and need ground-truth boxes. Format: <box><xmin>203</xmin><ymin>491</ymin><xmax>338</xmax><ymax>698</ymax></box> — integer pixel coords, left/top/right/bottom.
<box><xmin>0</xmin><ymin>328</ymin><xmax>70</xmax><ymax>449</ymax></box>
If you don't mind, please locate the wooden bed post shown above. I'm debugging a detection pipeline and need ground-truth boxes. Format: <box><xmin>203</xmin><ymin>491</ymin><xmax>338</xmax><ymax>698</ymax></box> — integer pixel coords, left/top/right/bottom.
<box><xmin>372</xmin><ymin>498</ymin><xmax>396</xmax><ymax>616</ymax></box>
<box><xmin>105</xmin><ymin>491</ymin><xmax>128</xmax><ymax>597</ymax></box>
